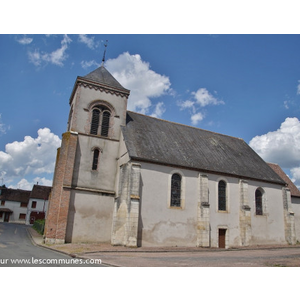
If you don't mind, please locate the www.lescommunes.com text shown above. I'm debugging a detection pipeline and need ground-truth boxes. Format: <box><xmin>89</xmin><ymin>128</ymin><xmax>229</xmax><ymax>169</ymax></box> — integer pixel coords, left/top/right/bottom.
<box><xmin>0</xmin><ymin>257</ymin><xmax>102</xmax><ymax>265</ymax></box>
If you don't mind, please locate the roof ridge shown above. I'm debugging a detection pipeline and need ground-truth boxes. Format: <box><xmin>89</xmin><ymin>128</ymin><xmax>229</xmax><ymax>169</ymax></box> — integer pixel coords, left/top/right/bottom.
<box><xmin>127</xmin><ymin>110</ymin><xmax>244</xmax><ymax>141</ymax></box>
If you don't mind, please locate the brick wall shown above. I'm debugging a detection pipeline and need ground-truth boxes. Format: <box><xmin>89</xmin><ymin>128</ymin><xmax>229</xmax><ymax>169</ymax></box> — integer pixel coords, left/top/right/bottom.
<box><xmin>44</xmin><ymin>131</ymin><xmax>78</xmax><ymax>244</ymax></box>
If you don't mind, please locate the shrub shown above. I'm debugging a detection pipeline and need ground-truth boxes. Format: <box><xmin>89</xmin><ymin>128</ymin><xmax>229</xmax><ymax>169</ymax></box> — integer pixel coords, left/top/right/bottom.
<box><xmin>33</xmin><ymin>219</ymin><xmax>45</xmax><ymax>235</ymax></box>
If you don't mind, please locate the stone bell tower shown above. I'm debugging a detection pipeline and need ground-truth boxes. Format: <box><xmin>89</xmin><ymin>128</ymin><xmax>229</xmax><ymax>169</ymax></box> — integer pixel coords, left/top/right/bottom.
<box><xmin>45</xmin><ymin>64</ymin><xmax>130</xmax><ymax>244</ymax></box>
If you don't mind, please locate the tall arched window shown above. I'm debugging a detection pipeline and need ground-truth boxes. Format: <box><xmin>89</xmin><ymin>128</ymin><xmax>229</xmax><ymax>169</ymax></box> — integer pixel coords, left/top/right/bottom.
<box><xmin>255</xmin><ymin>188</ymin><xmax>263</xmax><ymax>215</ymax></box>
<box><xmin>92</xmin><ymin>149</ymin><xmax>100</xmax><ymax>170</ymax></box>
<box><xmin>90</xmin><ymin>105</ymin><xmax>111</xmax><ymax>137</ymax></box>
<box><xmin>218</xmin><ymin>180</ymin><xmax>227</xmax><ymax>211</ymax></box>
<box><xmin>171</xmin><ymin>173</ymin><xmax>181</xmax><ymax>207</ymax></box>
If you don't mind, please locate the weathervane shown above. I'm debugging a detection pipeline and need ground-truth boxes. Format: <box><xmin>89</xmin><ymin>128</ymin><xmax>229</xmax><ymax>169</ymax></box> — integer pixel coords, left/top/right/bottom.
<box><xmin>102</xmin><ymin>40</ymin><xmax>108</xmax><ymax>65</ymax></box>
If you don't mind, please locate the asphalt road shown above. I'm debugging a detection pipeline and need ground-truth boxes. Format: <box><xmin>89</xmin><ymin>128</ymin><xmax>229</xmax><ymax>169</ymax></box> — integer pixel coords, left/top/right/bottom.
<box><xmin>0</xmin><ymin>223</ymin><xmax>104</xmax><ymax>267</ymax></box>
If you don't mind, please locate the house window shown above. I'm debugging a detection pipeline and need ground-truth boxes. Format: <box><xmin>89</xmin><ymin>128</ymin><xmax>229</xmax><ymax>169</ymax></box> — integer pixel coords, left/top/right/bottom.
<box><xmin>19</xmin><ymin>213</ymin><xmax>26</xmax><ymax>220</ymax></box>
<box><xmin>31</xmin><ymin>201</ymin><xmax>37</xmax><ymax>209</ymax></box>
<box><xmin>20</xmin><ymin>202</ymin><xmax>27</xmax><ymax>208</ymax></box>
<box><xmin>218</xmin><ymin>180</ymin><xmax>227</xmax><ymax>211</ymax></box>
<box><xmin>255</xmin><ymin>188</ymin><xmax>263</xmax><ymax>215</ymax></box>
<box><xmin>90</xmin><ymin>105</ymin><xmax>111</xmax><ymax>137</ymax></box>
<box><xmin>1</xmin><ymin>200</ymin><xmax>5</xmax><ymax>206</ymax></box>
<box><xmin>171</xmin><ymin>173</ymin><xmax>181</xmax><ymax>207</ymax></box>
<box><xmin>92</xmin><ymin>149</ymin><xmax>100</xmax><ymax>170</ymax></box>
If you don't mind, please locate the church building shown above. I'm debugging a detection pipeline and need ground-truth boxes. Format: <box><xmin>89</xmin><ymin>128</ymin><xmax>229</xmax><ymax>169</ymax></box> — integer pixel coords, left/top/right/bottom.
<box><xmin>44</xmin><ymin>64</ymin><xmax>297</xmax><ymax>248</ymax></box>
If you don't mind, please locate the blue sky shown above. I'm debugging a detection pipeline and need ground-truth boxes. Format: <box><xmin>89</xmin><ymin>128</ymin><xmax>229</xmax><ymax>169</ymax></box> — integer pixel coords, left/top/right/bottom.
<box><xmin>1</xmin><ymin>34</ymin><xmax>300</xmax><ymax>190</ymax></box>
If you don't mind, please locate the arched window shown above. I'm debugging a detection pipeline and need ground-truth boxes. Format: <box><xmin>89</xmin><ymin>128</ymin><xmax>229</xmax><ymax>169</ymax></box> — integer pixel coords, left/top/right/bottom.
<box><xmin>255</xmin><ymin>188</ymin><xmax>263</xmax><ymax>215</ymax></box>
<box><xmin>218</xmin><ymin>180</ymin><xmax>227</xmax><ymax>211</ymax></box>
<box><xmin>90</xmin><ymin>105</ymin><xmax>110</xmax><ymax>137</ymax></box>
<box><xmin>92</xmin><ymin>149</ymin><xmax>100</xmax><ymax>170</ymax></box>
<box><xmin>171</xmin><ymin>173</ymin><xmax>181</xmax><ymax>207</ymax></box>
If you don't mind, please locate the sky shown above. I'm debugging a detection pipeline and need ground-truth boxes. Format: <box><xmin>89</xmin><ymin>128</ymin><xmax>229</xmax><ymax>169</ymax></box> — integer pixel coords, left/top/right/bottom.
<box><xmin>1</xmin><ymin>34</ymin><xmax>300</xmax><ymax>190</ymax></box>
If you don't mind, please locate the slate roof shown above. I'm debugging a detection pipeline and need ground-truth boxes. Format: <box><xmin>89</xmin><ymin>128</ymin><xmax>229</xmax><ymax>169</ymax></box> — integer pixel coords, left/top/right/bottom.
<box><xmin>122</xmin><ymin>111</ymin><xmax>286</xmax><ymax>185</ymax></box>
<box><xmin>81</xmin><ymin>65</ymin><xmax>129</xmax><ymax>93</ymax></box>
<box><xmin>268</xmin><ymin>163</ymin><xmax>300</xmax><ymax>197</ymax></box>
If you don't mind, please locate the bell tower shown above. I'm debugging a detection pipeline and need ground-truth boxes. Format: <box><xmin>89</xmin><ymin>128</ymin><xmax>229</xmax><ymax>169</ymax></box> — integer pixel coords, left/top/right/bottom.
<box><xmin>45</xmin><ymin>64</ymin><xmax>130</xmax><ymax>244</ymax></box>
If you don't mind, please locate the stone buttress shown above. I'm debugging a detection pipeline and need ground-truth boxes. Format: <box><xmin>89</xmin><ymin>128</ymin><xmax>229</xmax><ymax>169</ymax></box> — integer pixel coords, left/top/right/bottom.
<box><xmin>282</xmin><ymin>187</ymin><xmax>296</xmax><ymax>245</ymax></box>
<box><xmin>111</xmin><ymin>162</ymin><xmax>141</xmax><ymax>247</ymax></box>
<box><xmin>197</xmin><ymin>174</ymin><xmax>210</xmax><ymax>247</ymax></box>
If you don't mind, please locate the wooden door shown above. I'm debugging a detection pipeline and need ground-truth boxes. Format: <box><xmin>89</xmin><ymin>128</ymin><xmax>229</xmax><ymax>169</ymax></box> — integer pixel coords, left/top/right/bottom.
<box><xmin>4</xmin><ymin>212</ymin><xmax>10</xmax><ymax>222</ymax></box>
<box><xmin>218</xmin><ymin>229</ymin><xmax>226</xmax><ymax>248</ymax></box>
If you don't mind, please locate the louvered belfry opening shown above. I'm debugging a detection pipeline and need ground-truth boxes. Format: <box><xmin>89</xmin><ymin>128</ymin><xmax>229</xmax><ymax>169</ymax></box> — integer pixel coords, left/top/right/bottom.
<box><xmin>90</xmin><ymin>105</ymin><xmax>110</xmax><ymax>137</ymax></box>
<box><xmin>90</xmin><ymin>109</ymin><xmax>100</xmax><ymax>135</ymax></box>
<box><xmin>171</xmin><ymin>173</ymin><xmax>181</xmax><ymax>207</ymax></box>
<box><xmin>101</xmin><ymin>111</ymin><xmax>110</xmax><ymax>137</ymax></box>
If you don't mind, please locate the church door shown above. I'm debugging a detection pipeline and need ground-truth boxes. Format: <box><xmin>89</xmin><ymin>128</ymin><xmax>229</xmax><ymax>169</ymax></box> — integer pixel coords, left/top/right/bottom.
<box><xmin>218</xmin><ymin>229</ymin><xmax>226</xmax><ymax>248</ymax></box>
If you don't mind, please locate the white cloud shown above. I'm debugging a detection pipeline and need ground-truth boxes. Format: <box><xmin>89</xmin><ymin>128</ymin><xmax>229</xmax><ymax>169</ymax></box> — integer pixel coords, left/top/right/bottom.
<box><xmin>192</xmin><ymin>88</ymin><xmax>224</xmax><ymax>107</ymax></box>
<box><xmin>0</xmin><ymin>113</ymin><xmax>8</xmax><ymax>135</ymax></box>
<box><xmin>284</xmin><ymin>100</ymin><xmax>289</xmax><ymax>109</ymax></box>
<box><xmin>28</xmin><ymin>35</ymin><xmax>72</xmax><ymax>67</ymax></box>
<box><xmin>105</xmin><ymin>52</ymin><xmax>171</xmax><ymax>114</ymax></box>
<box><xmin>81</xmin><ymin>60</ymin><xmax>100</xmax><ymax>69</ymax></box>
<box><xmin>249</xmin><ymin>117</ymin><xmax>300</xmax><ymax>168</ymax></box>
<box><xmin>178</xmin><ymin>88</ymin><xmax>224</xmax><ymax>125</ymax></box>
<box><xmin>28</xmin><ymin>50</ymin><xmax>41</xmax><ymax>66</ymax></box>
<box><xmin>178</xmin><ymin>100</ymin><xmax>195</xmax><ymax>110</ymax></box>
<box><xmin>290</xmin><ymin>167</ymin><xmax>300</xmax><ymax>187</ymax></box>
<box><xmin>78</xmin><ymin>34</ymin><xmax>99</xmax><ymax>49</ymax></box>
<box><xmin>249</xmin><ymin>117</ymin><xmax>300</xmax><ymax>187</ymax></box>
<box><xmin>151</xmin><ymin>102</ymin><xmax>166</xmax><ymax>118</ymax></box>
<box><xmin>0</xmin><ymin>128</ymin><xmax>61</xmax><ymax>184</ymax></box>
<box><xmin>9</xmin><ymin>177</ymin><xmax>53</xmax><ymax>190</ymax></box>
<box><xmin>297</xmin><ymin>80</ymin><xmax>300</xmax><ymax>95</ymax></box>
<box><xmin>191</xmin><ymin>112</ymin><xmax>205</xmax><ymax>125</ymax></box>
<box><xmin>17</xmin><ymin>35</ymin><xmax>33</xmax><ymax>45</ymax></box>
<box><xmin>11</xmin><ymin>178</ymin><xmax>32</xmax><ymax>190</ymax></box>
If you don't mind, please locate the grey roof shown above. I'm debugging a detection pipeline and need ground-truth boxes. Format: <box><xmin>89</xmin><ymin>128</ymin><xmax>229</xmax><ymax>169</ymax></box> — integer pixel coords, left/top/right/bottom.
<box><xmin>82</xmin><ymin>65</ymin><xmax>129</xmax><ymax>92</ymax></box>
<box><xmin>122</xmin><ymin>111</ymin><xmax>285</xmax><ymax>185</ymax></box>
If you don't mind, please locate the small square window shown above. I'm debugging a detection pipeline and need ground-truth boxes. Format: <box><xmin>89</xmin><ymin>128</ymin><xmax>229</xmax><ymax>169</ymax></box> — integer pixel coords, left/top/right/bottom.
<box><xmin>19</xmin><ymin>213</ymin><xmax>26</xmax><ymax>220</ymax></box>
<box><xmin>31</xmin><ymin>201</ymin><xmax>37</xmax><ymax>209</ymax></box>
